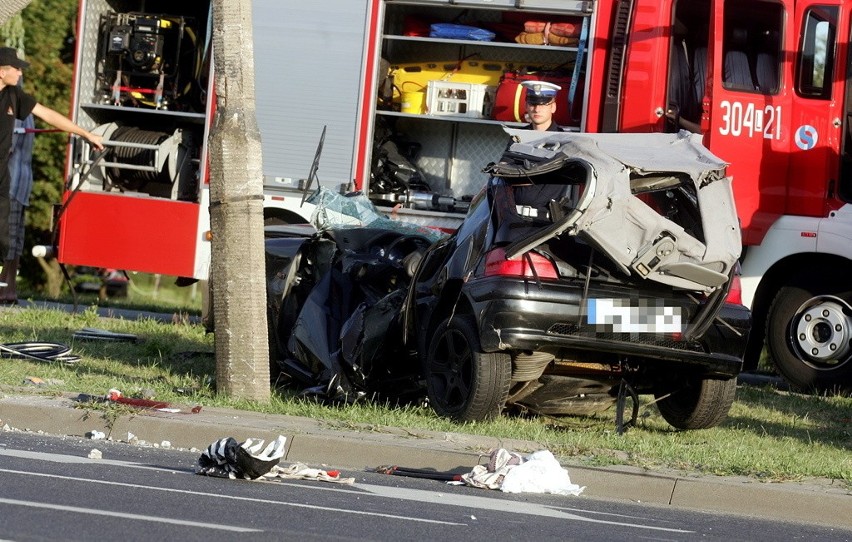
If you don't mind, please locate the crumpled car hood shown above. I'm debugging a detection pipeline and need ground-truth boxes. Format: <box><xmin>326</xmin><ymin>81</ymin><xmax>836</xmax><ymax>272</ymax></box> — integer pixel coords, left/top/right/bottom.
<box><xmin>487</xmin><ymin>130</ymin><xmax>742</xmax><ymax>292</ymax></box>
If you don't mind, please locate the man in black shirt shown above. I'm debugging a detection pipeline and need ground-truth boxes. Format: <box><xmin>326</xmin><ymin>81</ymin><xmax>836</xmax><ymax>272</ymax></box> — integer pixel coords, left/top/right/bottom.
<box><xmin>0</xmin><ymin>47</ymin><xmax>103</xmax><ymax>285</ymax></box>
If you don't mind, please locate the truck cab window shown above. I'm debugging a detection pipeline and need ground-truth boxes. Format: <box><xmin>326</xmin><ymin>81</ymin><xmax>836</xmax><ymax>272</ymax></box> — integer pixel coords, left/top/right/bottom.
<box><xmin>723</xmin><ymin>27</ymin><xmax>755</xmax><ymax>91</ymax></box>
<box><xmin>666</xmin><ymin>0</ymin><xmax>710</xmax><ymax>133</ymax></box>
<box><xmin>797</xmin><ymin>7</ymin><xmax>837</xmax><ymax>99</ymax></box>
<box><xmin>755</xmin><ymin>30</ymin><xmax>781</xmax><ymax>93</ymax></box>
<box><xmin>722</xmin><ymin>2</ymin><xmax>784</xmax><ymax>94</ymax></box>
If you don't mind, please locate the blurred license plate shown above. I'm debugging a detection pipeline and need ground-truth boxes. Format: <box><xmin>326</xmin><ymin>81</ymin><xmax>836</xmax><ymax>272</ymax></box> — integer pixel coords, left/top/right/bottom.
<box><xmin>587</xmin><ymin>298</ymin><xmax>683</xmax><ymax>334</ymax></box>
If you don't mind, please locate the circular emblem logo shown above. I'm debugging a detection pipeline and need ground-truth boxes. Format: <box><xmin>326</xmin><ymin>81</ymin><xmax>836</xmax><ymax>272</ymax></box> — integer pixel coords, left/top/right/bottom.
<box><xmin>795</xmin><ymin>125</ymin><xmax>818</xmax><ymax>150</ymax></box>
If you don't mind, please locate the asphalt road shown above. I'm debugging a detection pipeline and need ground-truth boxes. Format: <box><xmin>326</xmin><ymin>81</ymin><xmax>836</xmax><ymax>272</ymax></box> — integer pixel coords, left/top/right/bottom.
<box><xmin>1</xmin><ymin>432</ymin><xmax>850</xmax><ymax>541</ymax></box>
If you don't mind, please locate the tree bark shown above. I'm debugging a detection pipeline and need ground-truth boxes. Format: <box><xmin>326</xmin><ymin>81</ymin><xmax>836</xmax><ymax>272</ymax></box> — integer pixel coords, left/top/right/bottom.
<box><xmin>35</xmin><ymin>257</ymin><xmax>62</xmax><ymax>298</ymax></box>
<box><xmin>209</xmin><ymin>0</ymin><xmax>269</xmax><ymax>401</ymax></box>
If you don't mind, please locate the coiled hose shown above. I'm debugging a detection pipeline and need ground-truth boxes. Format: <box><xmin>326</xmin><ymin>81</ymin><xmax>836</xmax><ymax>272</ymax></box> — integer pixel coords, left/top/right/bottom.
<box><xmin>0</xmin><ymin>342</ymin><xmax>80</xmax><ymax>365</ymax></box>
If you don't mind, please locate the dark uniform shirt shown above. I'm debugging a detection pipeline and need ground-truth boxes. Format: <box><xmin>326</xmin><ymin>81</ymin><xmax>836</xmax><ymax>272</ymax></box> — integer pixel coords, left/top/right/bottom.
<box><xmin>513</xmin><ymin>120</ymin><xmax>566</xmax><ymax>218</ymax></box>
<box><xmin>0</xmin><ymin>85</ymin><xmax>38</xmax><ymax>260</ymax></box>
<box><xmin>1</xmin><ymin>85</ymin><xmax>37</xmax><ymax>159</ymax></box>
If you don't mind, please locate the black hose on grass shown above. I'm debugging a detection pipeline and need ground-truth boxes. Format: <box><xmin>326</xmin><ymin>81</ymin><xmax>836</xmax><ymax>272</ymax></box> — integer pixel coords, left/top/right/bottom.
<box><xmin>0</xmin><ymin>342</ymin><xmax>80</xmax><ymax>365</ymax></box>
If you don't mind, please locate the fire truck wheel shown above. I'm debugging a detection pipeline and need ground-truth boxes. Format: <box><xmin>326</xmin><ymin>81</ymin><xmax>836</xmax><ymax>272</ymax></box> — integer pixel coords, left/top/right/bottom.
<box><xmin>655</xmin><ymin>376</ymin><xmax>737</xmax><ymax>430</ymax></box>
<box><xmin>424</xmin><ymin>315</ymin><xmax>511</xmax><ymax>422</ymax></box>
<box><xmin>765</xmin><ymin>276</ymin><xmax>852</xmax><ymax>394</ymax></box>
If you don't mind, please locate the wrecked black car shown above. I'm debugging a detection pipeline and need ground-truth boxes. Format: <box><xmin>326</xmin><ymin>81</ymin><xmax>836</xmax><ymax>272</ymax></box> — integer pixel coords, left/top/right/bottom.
<box><xmin>265</xmin><ymin>131</ymin><xmax>751</xmax><ymax>430</ymax></box>
<box><xmin>265</xmin><ymin>190</ymin><xmax>439</xmax><ymax>402</ymax></box>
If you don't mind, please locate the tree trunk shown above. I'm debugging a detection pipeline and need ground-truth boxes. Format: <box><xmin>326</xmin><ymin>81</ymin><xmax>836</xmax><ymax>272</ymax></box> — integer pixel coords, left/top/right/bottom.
<box><xmin>35</xmin><ymin>257</ymin><xmax>62</xmax><ymax>298</ymax></box>
<box><xmin>209</xmin><ymin>0</ymin><xmax>269</xmax><ymax>401</ymax></box>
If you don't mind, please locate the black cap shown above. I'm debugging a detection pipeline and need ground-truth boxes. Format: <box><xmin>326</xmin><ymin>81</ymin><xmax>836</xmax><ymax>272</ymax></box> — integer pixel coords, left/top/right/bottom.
<box><xmin>0</xmin><ymin>47</ymin><xmax>29</xmax><ymax>69</ymax></box>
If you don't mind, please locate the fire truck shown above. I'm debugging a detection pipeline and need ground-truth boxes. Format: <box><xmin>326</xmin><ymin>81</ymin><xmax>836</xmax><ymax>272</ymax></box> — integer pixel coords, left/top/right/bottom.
<box><xmin>52</xmin><ymin>0</ymin><xmax>852</xmax><ymax>391</ymax></box>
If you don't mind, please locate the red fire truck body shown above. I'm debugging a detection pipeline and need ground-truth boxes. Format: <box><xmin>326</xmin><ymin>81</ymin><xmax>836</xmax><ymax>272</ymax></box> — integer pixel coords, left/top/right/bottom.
<box><xmin>54</xmin><ymin>0</ymin><xmax>852</xmax><ymax>390</ymax></box>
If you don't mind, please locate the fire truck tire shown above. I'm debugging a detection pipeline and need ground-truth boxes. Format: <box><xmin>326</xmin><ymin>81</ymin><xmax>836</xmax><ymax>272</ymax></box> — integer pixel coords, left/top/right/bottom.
<box><xmin>655</xmin><ymin>377</ymin><xmax>737</xmax><ymax>430</ymax></box>
<box><xmin>424</xmin><ymin>315</ymin><xmax>511</xmax><ymax>422</ymax></box>
<box><xmin>765</xmin><ymin>275</ymin><xmax>852</xmax><ymax>394</ymax></box>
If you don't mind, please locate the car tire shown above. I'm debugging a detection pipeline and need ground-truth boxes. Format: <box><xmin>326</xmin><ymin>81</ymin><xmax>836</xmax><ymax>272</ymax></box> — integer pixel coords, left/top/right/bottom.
<box><xmin>425</xmin><ymin>315</ymin><xmax>511</xmax><ymax>422</ymax></box>
<box><xmin>655</xmin><ymin>377</ymin><xmax>736</xmax><ymax>430</ymax></box>
<box><xmin>765</xmin><ymin>274</ymin><xmax>852</xmax><ymax>393</ymax></box>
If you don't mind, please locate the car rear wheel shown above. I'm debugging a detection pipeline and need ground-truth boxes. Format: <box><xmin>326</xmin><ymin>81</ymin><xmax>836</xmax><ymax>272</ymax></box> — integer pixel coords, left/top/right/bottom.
<box><xmin>655</xmin><ymin>377</ymin><xmax>736</xmax><ymax>430</ymax></box>
<box><xmin>765</xmin><ymin>274</ymin><xmax>852</xmax><ymax>393</ymax></box>
<box><xmin>425</xmin><ymin>315</ymin><xmax>511</xmax><ymax>422</ymax></box>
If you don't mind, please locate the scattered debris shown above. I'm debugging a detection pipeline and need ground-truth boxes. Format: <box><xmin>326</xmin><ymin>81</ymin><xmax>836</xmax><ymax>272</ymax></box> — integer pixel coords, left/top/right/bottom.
<box><xmin>378</xmin><ymin>448</ymin><xmax>585</xmax><ymax>496</ymax></box>
<box><xmin>375</xmin><ymin>465</ymin><xmax>463</xmax><ymax>481</ymax></box>
<box><xmin>194</xmin><ymin>436</ymin><xmax>354</xmax><ymax>484</ymax></box>
<box><xmin>264</xmin><ymin>463</ymin><xmax>354</xmax><ymax>485</ymax></box>
<box><xmin>456</xmin><ymin>449</ymin><xmax>585</xmax><ymax>496</ymax></box>
<box><xmin>87</xmin><ymin>430</ymin><xmax>106</xmax><ymax>440</ymax></box>
<box><xmin>73</xmin><ymin>328</ymin><xmax>138</xmax><ymax>342</ymax></box>
<box><xmin>88</xmin><ymin>449</ymin><xmax>102</xmax><ymax>459</ymax></box>
<box><xmin>105</xmin><ymin>388</ymin><xmax>202</xmax><ymax>414</ymax></box>
<box><xmin>196</xmin><ymin>436</ymin><xmax>287</xmax><ymax>480</ymax></box>
<box><xmin>22</xmin><ymin>376</ymin><xmax>66</xmax><ymax>387</ymax></box>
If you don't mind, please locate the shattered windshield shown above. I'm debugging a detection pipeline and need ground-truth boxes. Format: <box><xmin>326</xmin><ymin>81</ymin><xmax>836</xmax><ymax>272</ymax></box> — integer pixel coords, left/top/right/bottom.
<box><xmin>307</xmin><ymin>187</ymin><xmax>446</xmax><ymax>244</ymax></box>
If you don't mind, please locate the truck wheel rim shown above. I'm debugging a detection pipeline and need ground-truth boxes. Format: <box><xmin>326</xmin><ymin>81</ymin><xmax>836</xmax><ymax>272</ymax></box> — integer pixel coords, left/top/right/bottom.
<box><xmin>791</xmin><ymin>295</ymin><xmax>852</xmax><ymax>369</ymax></box>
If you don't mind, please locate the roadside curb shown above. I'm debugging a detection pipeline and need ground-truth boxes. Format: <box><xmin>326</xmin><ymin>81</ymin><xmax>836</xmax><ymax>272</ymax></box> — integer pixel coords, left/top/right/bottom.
<box><xmin>1</xmin><ymin>392</ymin><xmax>849</xmax><ymax>529</ymax></box>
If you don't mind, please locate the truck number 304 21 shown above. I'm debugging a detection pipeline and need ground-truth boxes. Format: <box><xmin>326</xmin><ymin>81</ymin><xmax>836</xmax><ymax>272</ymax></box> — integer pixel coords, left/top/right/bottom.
<box><xmin>718</xmin><ymin>100</ymin><xmax>782</xmax><ymax>140</ymax></box>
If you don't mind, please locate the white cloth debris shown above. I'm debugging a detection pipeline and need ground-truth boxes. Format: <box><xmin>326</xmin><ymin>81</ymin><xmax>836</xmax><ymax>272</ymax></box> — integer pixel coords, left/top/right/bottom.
<box><xmin>264</xmin><ymin>463</ymin><xmax>355</xmax><ymax>485</ymax></box>
<box><xmin>459</xmin><ymin>449</ymin><xmax>585</xmax><ymax>496</ymax></box>
<box><xmin>87</xmin><ymin>449</ymin><xmax>102</xmax><ymax>459</ymax></box>
<box><xmin>500</xmin><ymin>450</ymin><xmax>584</xmax><ymax>496</ymax></box>
<box><xmin>460</xmin><ymin>448</ymin><xmax>524</xmax><ymax>489</ymax></box>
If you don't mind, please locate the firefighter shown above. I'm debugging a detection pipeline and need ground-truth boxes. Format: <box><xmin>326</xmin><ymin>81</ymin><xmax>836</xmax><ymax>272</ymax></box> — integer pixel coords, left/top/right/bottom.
<box><xmin>0</xmin><ymin>47</ymin><xmax>104</xmax><ymax>300</ymax></box>
<box><xmin>521</xmin><ymin>81</ymin><xmax>565</xmax><ymax>132</ymax></box>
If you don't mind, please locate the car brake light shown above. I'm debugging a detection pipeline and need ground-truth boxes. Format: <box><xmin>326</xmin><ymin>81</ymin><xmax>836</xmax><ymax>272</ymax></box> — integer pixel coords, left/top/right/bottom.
<box><xmin>484</xmin><ymin>248</ymin><xmax>558</xmax><ymax>279</ymax></box>
<box><xmin>726</xmin><ymin>273</ymin><xmax>743</xmax><ymax>305</ymax></box>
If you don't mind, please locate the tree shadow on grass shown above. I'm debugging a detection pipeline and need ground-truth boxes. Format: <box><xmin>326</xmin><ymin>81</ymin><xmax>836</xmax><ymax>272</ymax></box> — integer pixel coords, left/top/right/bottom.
<box><xmin>724</xmin><ymin>384</ymin><xmax>852</xmax><ymax>450</ymax></box>
<box><xmin>0</xmin><ymin>322</ymin><xmax>214</xmax><ymax>391</ymax></box>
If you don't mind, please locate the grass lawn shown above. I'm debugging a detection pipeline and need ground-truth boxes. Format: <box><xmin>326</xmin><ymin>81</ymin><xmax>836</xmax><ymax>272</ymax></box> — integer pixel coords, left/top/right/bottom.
<box><xmin>0</xmin><ymin>303</ymin><xmax>849</xmax><ymax>487</ymax></box>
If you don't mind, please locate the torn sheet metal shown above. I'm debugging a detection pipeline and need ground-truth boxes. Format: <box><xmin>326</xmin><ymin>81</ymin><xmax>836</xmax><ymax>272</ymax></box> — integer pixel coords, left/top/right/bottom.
<box><xmin>267</xmin><ymin>190</ymin><xmax>442</xmax><ymax>402</ymax></box>
<box><xmin>494</xmin><ymin>130</ymin><xmax>741</xmax><ymax>292</ymax></box>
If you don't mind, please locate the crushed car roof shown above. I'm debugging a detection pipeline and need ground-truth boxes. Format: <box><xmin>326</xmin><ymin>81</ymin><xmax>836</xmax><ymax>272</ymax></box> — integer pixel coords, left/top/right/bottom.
<box><xmin>488</xmin><ymin>130</ymin><xmax>742</xmax><ymax>292</ymax></box>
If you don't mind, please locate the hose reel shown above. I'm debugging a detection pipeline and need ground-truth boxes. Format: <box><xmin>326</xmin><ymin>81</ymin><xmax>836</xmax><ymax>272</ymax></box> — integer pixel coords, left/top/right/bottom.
<box><xmin>91</xmin><ymin>122</ymin><xmax>196</xmax><ymax>200</ymax></box>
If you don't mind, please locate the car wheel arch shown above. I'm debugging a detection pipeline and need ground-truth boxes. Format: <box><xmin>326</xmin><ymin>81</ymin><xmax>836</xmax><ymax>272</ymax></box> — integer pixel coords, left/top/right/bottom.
<box><xmin>417</xmin><ymin>279</ymin><xmax>471</xmax><ymax>356</ymax></box>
